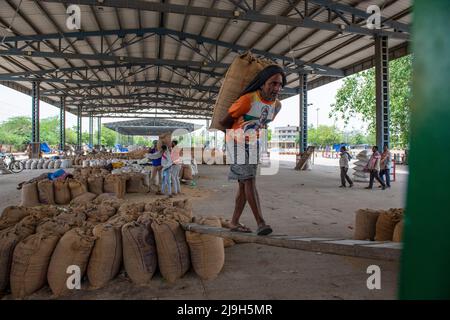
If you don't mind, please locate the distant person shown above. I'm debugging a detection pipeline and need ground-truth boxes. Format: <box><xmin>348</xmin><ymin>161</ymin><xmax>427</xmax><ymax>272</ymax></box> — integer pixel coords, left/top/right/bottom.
<box><xmin>365</xmin><ymin>146</ymin><xmax>386</xmax><ymax>190</ymax></box>
<box><xmin>339</xmin><ymin>146</ymin><xmax>353</xmax><ymax>188</ymax></box>
<box><xmin>160</xmin><ymin>144</ymin><xmax>173</xmax><ymax>197</ymax></box>
<box><xmin>170</xmin><ymin>140</ymin><xmax>182</xmax><ymax>195</ymax></box>
<box><xmin>379</xmin><ymin>144</ymin><xmax>392</xmax><ymax>188</ymax></box>
<box><xmin>148</xmin><ymin>140</ymin><xmax>162</xmax><ymax>188</ymax></box>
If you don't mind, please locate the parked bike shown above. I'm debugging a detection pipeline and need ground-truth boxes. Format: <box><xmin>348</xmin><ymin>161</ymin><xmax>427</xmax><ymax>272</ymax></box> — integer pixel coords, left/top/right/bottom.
<box><xmin>0</xmin><ymin>153</ymin><xmax>25</xmax><ymax>173</ymax></box>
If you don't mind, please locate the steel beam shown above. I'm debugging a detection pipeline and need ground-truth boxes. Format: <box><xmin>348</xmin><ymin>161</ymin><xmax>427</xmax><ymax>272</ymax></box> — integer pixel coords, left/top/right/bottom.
<box><xmin>89</xmin><ymin>113</ymin><xmax>94</xmax><ymax>147</ymax></box>
<box><xmin>77</xmin><ymin>105</ymin><xmax>82</xmax><ymax>151</ymax></box>
<box><xmin>309</xmin><ymin>0</ymin><xmax>410</xmax><ymax>33</ymax></box>
<box><xmin>0</xmin><ymin>48</ymin><xmax>228</xmax><ymax>69</ymax></box>
<box><xmin>38</xmin><ymin>0</ymin><xmax>409</xmax><ymax>40</ymax></box>
<box><xmin>59</xmin><ymin>96</ymin><xmax>65</xmax><ymax>151</ymax></box>
<box><xmin>0</xmin><ymin>62</ymin><xmax>224</xmax><ymax>79</ymax></box>
<box><xmin>299</xmin><ymin>74</ymin><xmax>308</xmax><ymax>153</ymax></box>
<box><xmin>31</xmin><ymin>81</ymin><xmax>40</xmax><ymax>144</ymax></box>
<box><xmin>97</xmin><ymin>117</ymin><xmax>102</xmax><ymax>147</ymax></box>
<box><xmin>375</xmin><ymin>36</ymin><xmax>390</xmax><ymax>150</ymax></box>
<box><xmin>1</xmin><ymin>28</ymin><xmax>343</xmax><ymax>76</ymax></box>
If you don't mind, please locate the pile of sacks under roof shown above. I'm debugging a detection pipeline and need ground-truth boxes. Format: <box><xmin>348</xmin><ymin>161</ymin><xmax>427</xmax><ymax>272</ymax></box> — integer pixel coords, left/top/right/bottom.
<box><xmin>23</xmin><ymin>158</ymin><xmax>73</xmax><ymax>170</ymax></box>
<box><xmin>19</xmin><ymin>168</ymin><xmax>155</xmax><ymax>208</ymax></box>
<box><xmin>71</xmin><ymin>149</ymin><xmax>149</xmax><ymax>166</ymax></box>
<box><xmin>0</xmin><ymin>197</ymin><xmax>233</xmax><ymax>299</ymax></box>
<box><xmin>353</xmin><ymin>208</ymin><xmax>404</xmax><ymax>242</ymax></box>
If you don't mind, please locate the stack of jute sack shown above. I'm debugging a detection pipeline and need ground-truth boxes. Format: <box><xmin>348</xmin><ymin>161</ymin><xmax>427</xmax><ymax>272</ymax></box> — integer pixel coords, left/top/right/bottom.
<box><xmin>24</xmin><ymin>158</ymin><xmax>73</xmax><ymax>170</ymax></box>
<box><xmin>0</xmin><ymin>197</ymin><xmax>228</xmax><ymax>299</ymax></box>
<box><xmin>19</xmin><ymin>169</ymin><xmax>152</xmax><ymax>208</ymax></box>
<box><xmin>353</xmin><ymin>208</ymin><xmax>404</xmax><ymax>242</ymax></box>
<box><xmin>210</xmin><ymin>52</ymin><xmax>276</xmax><ymax>132</ymax></box>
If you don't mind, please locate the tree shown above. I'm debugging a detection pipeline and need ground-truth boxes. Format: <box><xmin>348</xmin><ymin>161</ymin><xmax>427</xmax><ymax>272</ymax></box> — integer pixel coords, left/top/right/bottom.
<box><xmin>0</xmin><ymin>116</ymin><xmax>32</xmax><ymax>150</ymax></box>
<box><xmin>308</xmin><ymin>125</ymin><xmax>344</xmax><ymax>147</ymax></box>
<box><xmin>330</xmin><ymin>55</ymin><xmax>412</xmax><ymax>148</ymax></box>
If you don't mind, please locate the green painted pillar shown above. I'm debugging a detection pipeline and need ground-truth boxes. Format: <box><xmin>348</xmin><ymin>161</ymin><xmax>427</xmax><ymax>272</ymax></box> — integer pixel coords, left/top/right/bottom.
<box><xmin>399</xmin><ymin>0</ymin><xmax>450</xmax><ymax>299</ymax></box>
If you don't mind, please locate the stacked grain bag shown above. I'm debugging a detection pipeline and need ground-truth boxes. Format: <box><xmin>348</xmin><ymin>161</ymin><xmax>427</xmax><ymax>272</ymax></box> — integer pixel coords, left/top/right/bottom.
<box><xmin>353</xmin><ymin>208</ymin><xmax>404</xmax><ymax>242</ymax></box>
<box><xmin>353</xmin><ymin>150</ymin><xmax>370</xmax><ymax>183</ymax></box>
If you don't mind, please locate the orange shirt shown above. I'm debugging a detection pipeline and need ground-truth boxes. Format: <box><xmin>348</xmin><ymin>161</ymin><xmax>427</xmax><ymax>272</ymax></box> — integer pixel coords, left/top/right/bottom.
<box><xmin>226</xmin><ymin>91</ymin><xmax>280</xmax><ymax>144</ymax></box>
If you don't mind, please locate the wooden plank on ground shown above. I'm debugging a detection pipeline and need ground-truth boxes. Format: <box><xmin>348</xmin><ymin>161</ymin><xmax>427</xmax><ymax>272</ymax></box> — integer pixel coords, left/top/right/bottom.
<box><xmin>182</xmin><ymin>223</ymin><xmax>401</xmax><ymax>261</ymax></box>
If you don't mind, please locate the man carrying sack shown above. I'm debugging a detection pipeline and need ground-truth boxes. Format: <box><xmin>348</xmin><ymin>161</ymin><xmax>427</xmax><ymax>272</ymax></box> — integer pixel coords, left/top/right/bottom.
<box><xmin>220</xmin><ymin>64</ymin><xmax>286</xmax><ymax>236</ymax></box>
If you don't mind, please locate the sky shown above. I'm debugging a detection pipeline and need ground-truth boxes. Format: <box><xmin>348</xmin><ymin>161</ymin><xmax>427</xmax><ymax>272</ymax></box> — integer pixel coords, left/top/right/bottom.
<box><xmin>0</xmin><ymin>79</ymin><xmax>368</xmax><ymax>134</ymax></box>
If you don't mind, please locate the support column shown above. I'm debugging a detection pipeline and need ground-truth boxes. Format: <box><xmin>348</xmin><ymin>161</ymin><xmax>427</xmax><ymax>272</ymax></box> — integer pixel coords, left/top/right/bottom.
<box><xmin>375</xmin><ymin>35</ymin><xmax>390</xmax><ymax>150</ymax></box>
<box><xmin>31</xmin><ymin>81</ymin><xmax>40</xmax><ymax>158</ymax></box>
<box><xmin>299</xmin><ymin>74</ymin><xmax>308</xmax><ymax>153</ymax></box>
<box><xmin>97</xmin><ymin>117</ymin><xmax>102</xmax><ymax>147</ymax></box>
<box><xmin>59</xmin><ymin>96</ymin><xmax>65</xmax><ymax>151</ymax></box>
<box><xmin>89</xmin><ymin>113</ymin><xmax>94</xmax><ymax>148</ymax></box>
<box><xmin>77</xmin><ymin>105</ymin><xmax>82</xmax><ymax>151</ymax></box>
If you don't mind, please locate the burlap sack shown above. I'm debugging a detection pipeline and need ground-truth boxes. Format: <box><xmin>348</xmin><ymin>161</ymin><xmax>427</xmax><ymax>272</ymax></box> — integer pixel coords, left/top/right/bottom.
<box><xmin>54</xmin><ymin>211</ymin><xmax>86</xmax><ymax>228</ymax></box>
<box><xmin>10</xmin><ymin>233</ymin><xmax>60</xmax><ymax>298</ymax></box>
<box><xmin>94</xmin><ymin>193</ymin><xmax>118</xmax><ymax>203</ymax></box>
<box><xmin>0</xmin><ymin>224</ymin><xmax>35</xmax><ymax>293</ymax></box>
<box><xmin>210</xmin><ymin>52</ymin><xmax>274</xmax><ymax>131</ymax></box>
<box><xmin>47</xmin><ymin>228</ymin><xmax>95</xmax><ymax>297</ymax></box>
<box><xmin>186</xmin><ymin>217</ymin><xmax>224</xmax><ymax>280</ymax></box>
<box><xmin>121</xmin><ymin>221</ymin><xmax>157</xmax><ymax>284</ymax></box>
<box><xmin>20</xmin><ymin>182</ymin><xmax>40</xmax><ymax>207</ymax></box>
<box><xmin>126</xmin><ymin>174</ymin><xmax>148</xmax><ymax>193</ymax></box>
<box><xmin>159</xmin><ymin>132</ymin><xmax>172</xmax><ymax>147</ymax></box>
<box><xmin>0</xmin><ymin>206</ymin><xmax>30</xmax><ymax>231</ymax></box>
<box><xmin>36</xmin><ymin>219</ymin><xmax>71</xmax><ymax>236</ymax></box>
<box><xmin>173</xmin><ymin>199</ymin><xmax>193</xmax><ymax>219</ymax></box>
<box><xmin>223</xmin><ymin>238</ymin><xmax>235</xmax><ymax>248</ymax></box>
<box><xmin>70</xmin><ymin>192</ymin><xmax>98</xmax><ymax>205</ymax></box>
<box><xmin>54</xmin><ymin>180</ymin><xmax>71</xmax><ymax>205</ymax></box>
<box><xmin>182</xmin><ymin>165</ymin><xmax>193</xmax><ymax>180</ymax></box>
<box><xmin>37</xmin><ymin>179</ymin><xmax>55</xmax><ymax>205</ymax></box>
<box><xmin>103</xmin><ymin>175</ymin><xmax>126</xmax><ymax>198</ymax></box>
<box><xmin>88</xmin><ymin>176</ymin><xmax>104</xmax><ymax>195</ymax></box>
<box><xmin>87</xmin><ymin>224</ymin><xmax>122</xmax><ymax>289</ymax></box>
<box><xmin>152</xmin><ymin>220</ymin><xmax>190</xmax><ymax>282</ymax></box>
<box><xmin>353</xmin><ymin>209</ymin><xmax>381</xmax><ymax>240</ymax></box>
<box><xmin>375</xmin><ymin>209</ymin><xmax>403</xmax><ymax>241</ymax></box>
<box><xmin>68</xmin><ymin>180</ymin><xmax>88</xmax><ymax>199</ymax></box>
<box><xmin>393</xmin><ymin>220</ymin><xmax>404</xmax><ymax>242</ymax></box>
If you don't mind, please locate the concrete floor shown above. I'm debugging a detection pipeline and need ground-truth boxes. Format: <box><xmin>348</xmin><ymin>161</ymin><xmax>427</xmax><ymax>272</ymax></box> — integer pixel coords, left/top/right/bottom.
<box><xmin>0</xmin><ymin>157</ymin><xmax>407</xmax><ymax>300</ymax></box>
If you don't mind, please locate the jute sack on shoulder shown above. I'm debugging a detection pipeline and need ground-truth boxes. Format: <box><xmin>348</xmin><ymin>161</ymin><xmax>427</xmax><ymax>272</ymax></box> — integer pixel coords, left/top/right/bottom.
<box><xmin>10</xmin><ymin>232</ymin><xmax>60</xmax><ymax>298</ymax></box>
<box><xmin>68</xmin><ymin>180</ymin><xmax>88</xmax><ymax>199</ymax></box>
<box><xmin>186</xmin><ymin>217</ymin><xmax>224</xmax><ymax>280</ymax></box>
<box><xmin>47</xmin><ymin>228</ymin><xmax>95</xmax><ymax>297</ymax></box>
<box><xmin>20</xmin><ymin>182</ymin><xmax>40</xmax><ymax>207</ymax></box>
<box><xmin>37</xmin><ymin>179</ymin><xmax>55</xmax><ymax>205</ymax></box>
<box><xmin>152</xmin><ymin>220</ymin><xmax>190</xmax><ymax>283</ymax></box>
<box><xmin>210</xmin><ymin>52</ymin><xmax>274</xmax><ymax>131</ymax></box>
<box><xmin>353</xmin><ymin>209</ymin><xmax>381</xmax><ymax>240</ymax></box>
<box><xmin>54</xmin><ymin>180</ymin><xmax>71</xmax><ymax>205</ymax></box>
<box><xmin>87</xmin><ymin>224</ymin><xmax>122</xmax><ymax>289</ymax></box>
<box><xmin>121</xmin><ymin>221</ymin><xmax>157</xmax><ymax>284</ymax></box>
<box><xmin>375</xmin><ymin>209</ymin><xmax>403</xmax><ymax>241</ymax></box>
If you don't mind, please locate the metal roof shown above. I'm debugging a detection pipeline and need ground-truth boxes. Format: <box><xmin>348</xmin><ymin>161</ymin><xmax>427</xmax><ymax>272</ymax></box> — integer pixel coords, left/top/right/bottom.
<box><xmin>0</xmin><ymin>0</ymin><xmax>411</xmax><ymax>119</ymax></box>
<box><xmin>104</xmin><ymin>118</ymin><xmax>201</xmax><ymax>135</ymax></box>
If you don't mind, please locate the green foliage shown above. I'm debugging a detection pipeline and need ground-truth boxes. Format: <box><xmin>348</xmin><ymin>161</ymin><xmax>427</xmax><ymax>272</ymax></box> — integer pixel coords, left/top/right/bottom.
<box><xmin>308</xmin><ymin>125</ymin><xmax>344</xmax><ymax>146</ymax></box>
<box><xmin>330</xmin><ymin>55</ymin><xmax>412</xmax><ymax>148</ymax></box>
